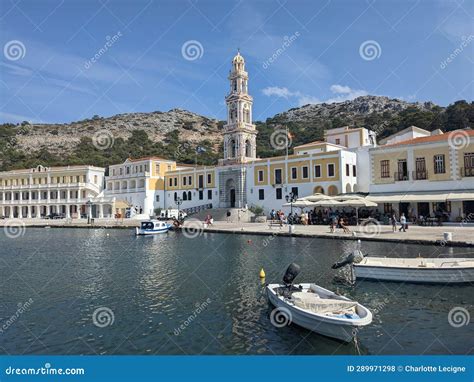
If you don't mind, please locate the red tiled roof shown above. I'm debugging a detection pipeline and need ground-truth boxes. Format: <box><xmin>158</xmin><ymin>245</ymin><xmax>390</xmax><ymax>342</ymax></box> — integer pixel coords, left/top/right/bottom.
<box><xmin>383</xmin><ymin>129</ymin><xmax>474</xmax><ymax>147</ymax></box>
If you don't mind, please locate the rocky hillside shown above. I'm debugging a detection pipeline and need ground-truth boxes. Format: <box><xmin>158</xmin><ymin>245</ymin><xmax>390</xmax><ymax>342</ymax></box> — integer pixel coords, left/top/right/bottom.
<box><xmin>1</xmin><ymin>96</ymin><xmax>472</xmax><ymax>171</ymax></box>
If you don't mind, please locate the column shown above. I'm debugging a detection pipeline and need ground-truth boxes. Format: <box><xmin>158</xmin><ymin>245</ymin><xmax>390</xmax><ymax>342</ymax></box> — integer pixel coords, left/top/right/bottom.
<box><xmin>0</xmin><ymin>206</ymin><xmax>4</xmax><ymax>218</ymax></box>
<box><xmin>9</xmin><ymin>206</ymin><xmax>13</xmax><ymax>218</ymax></box>
<box><xmin>99</xmin><ymin>204</ymin><xmax>104</xmax><ymax>218</ymax></box>
<box><xmin>36</xmin><ymin>204</ymin><xmax>41</xmax><ymax>218</ymax></box>
<box><xmin>27</xmin><ymin>205</ymin><xmax>31</xmax><ymax>218</ymax></box>
<box><xmin>77</xmin><ymin>205</ymin><xmax>81</xmax><ymax>219</ymax></box>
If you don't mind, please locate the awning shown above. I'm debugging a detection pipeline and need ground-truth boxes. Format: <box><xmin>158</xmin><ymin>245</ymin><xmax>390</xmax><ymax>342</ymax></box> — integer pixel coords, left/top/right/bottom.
<box><xmin>368</xmin><ymin>191</ymin><xmax>474</xmax><ymax>203</ymax></box>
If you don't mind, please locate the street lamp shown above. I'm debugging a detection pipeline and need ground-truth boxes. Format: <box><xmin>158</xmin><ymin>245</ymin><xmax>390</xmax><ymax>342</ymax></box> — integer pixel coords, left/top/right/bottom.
<box><xmin>175</xmin><ymin>197</ymin><xmax>183</xmax><ymax>221</ymax></box>
<box><xmin>86</xmin><ymin>199</ymin><xmax>93</xmax><ymax>224</ymax></box>
<box><xmin>285</xmin><ymin>192</ymin><xmax>297</xmax><ymax>219</ymax></box>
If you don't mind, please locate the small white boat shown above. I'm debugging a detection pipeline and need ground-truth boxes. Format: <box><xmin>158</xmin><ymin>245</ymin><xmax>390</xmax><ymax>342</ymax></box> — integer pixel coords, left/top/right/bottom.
<box><xmin>267</xmin><ymin>264</ymin><xmax>372</xmax><ymax>342</ymax></box>
<box><xmin>135</xmin><ymin>220</ymin><xmax>172</xmax><ymax>235</ymax></box>
<box><xmin>353</xmin><ymin>257</ymin><xmax>474</xmax><ymax>284</ymax></box>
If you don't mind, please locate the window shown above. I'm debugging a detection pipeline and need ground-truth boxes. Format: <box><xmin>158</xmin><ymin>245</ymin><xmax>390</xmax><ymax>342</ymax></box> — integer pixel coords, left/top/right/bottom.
<box><xmin>258</xmin><ymin>189</ymin><xmax>265</xmax><ymax>200</ymax></box>
<box><xmin>207</xmin><ymin>173</ymin><xmax>212</xmax><ymax>184</ymax></box>
<box><xmin>380</xmin><ymin>160</ymin><xmax>390</xmax><ymax>178</ymax></box>
<box><xmin>188</xmin><ymin>176</ymin><xmax>192</xmax><ymax>185</ymax></box>
<box><xmin>174</xmin><ymin>192</ymin><xmax>177</xmax><ymax>201</ymax></box>
<box><xmin>291</xmin><ymin>167</ymin><xmax>297</xmax><ymax>180</ymax></box>
<box><xmin>187</xmin><ymin>191</ymin><xmax>192</xmax><ymax>200</ymax></box>
<box><xmin>434</xmin><ymin>154</ymin><xmax>445</xmax><ymax>174</ymax></box>
<box><xmin>353</xmin><ymin>165</ymin><xmax>356</xmax><ymax>177</ymax></box>
<box><xmin>258</xmin><ymin>170</ymin><xmax>264</xmax><ymax>182</ymax></box>
<box><xmin>314</xmin><ymin>165</ymin><xmax>321</xmax><ymax>178</ymax></box>
<box><xmin>464</xmin><ymin>153</ymin><xmax>474</xmax><ymax>177</ymax></box>
<box><xmin>126</xmin><ymin>167</ymin><xmax>130</xmax><ymax>174</ymax></box>
<box><xmin>183</xmin><ymin>192</ymin><xmax>187</xmax><ymax>201</ymax></box>
<box><xmin>112</xmin><ymin>169</ymin><xmax>116</xmax><ymax>176</ymax></box>
<box><xmin>346</xmin><ymin>164</ymin><xmax>350</xmax><ymax>176</ymax></box>
<box><xmin>291</xmin><ymin>187</ymin><xmax>299</xmax><ymax>198</ymax></box>
<box><xmin>302</xmin><ymin>166</ymin><xmax>309</xmax><ymax>179</ymax></box>
<box><xmin>207</xmin><ymin>190</ymin><xmax>212</xmax><ymax>200</ymax></box>
<box><xmin>335</xmin><ymin>138</ymin><xmax>340</xmax><ymax>145</ymax></box>
<box><xmin>174</xmin><ymin>178</ymin><xmax>177</xmax><ymax>187</ymax></box>
<box><xmin>169</xmin><ymin>178</ymin><xmax>173</xmax><ymax>187</ymax></box>
<box><xmin>119</xmin><ymin>168</ymin><xmax>123</xmax><ymax>175</ymax></box>
<box><xmin>183</xmin><ymin>177</ymin><xmax>187</xmax><ymax>186</ymax></box>
<box><xmin>383</xmin><ymin>203</ymin><xmax>392</xmax><ymax>213</ymax></box>
<box><xmin>199</xmin><ymin>190</ymin><xmax>203</xmax><ymax>200</ymax></box>
<box><xmin>276</xmin><ymin>188</ymin><xmax>282</xmax><ymax>200</ymax></box>
<box><xmin>155</xmin><ymin>195</ymin><xmax>160</xmax><ymax>202</ymax></box>
<box><xmin>198</xmin><ymin>175</ymin><xmax>204</xmax><ymax>188</ymax></box>
<box><xmin>328</xmin><ymin>163</ymin><xmax>335</xmax><ymax>177</ymax></box>
<box><xmin>274</xmin><ymin>169</ymin><xmax>282</xmax><ymax>184</ymax></box>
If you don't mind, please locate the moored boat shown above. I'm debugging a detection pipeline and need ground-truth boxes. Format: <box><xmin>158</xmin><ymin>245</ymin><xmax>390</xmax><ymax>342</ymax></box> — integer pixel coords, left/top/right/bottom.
<box><xmin>135</xmin><ymin>220</ymin><xmax>172</xmax><ymax>235</ymax></box>
<box><xmin>267</xmin><ymin>263</ymin><xmax>372</xmax><ymax>342</ymax></box>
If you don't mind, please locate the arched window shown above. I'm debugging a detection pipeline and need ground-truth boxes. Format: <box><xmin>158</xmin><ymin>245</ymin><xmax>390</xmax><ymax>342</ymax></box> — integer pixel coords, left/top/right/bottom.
<box><xmin>188</xmin><ymin>191</ymin><xmax>192</xmax><ymax>201</ymax></box>
<box><xmin>182</xmin><ymin>192</ymin><xmax>187</xmax><ymax>201</ymax></box>
<box><xmin>243</xmin><ymin>104</ymin><xmax>250</xmax><ymax>123</ymax></box>
<box><xmin>245</xmin><ymin>140</ymin><xmax>252</xmax><ymax>157</ymax></box>
<box><xmin>230</xmin><ymin>139</ymin><xmax>236</xmax><ymax>158</ymax></box>
<box><xmin>328</xmin><ymin>185</ymin><xmax>338</xmax><ymax>196</ymax></box>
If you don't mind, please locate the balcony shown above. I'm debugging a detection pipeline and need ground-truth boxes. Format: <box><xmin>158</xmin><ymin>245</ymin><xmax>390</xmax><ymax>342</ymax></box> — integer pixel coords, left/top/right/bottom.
<box><xmin>461</xmin><ymin>167</ymin><xmax>474</xmax><ymax>177</ymax></box>
<box><xmin>394</xmin><ymin>172</ymin><xmax>409</xmax><ymax>181</ymax></box>
<box><xmin>412</xmin><ymin>170</ymin><xmax>428</xmax><ymax>180</ymax></box>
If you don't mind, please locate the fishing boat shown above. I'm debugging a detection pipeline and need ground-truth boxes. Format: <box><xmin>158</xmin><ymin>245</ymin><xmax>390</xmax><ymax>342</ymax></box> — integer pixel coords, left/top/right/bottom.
<box><xmin>135</xmin><ymin>220</ymin><xmax>172</xmax><ymax>235</ymax></box>
<box><xmin>267</xmin><ymin>263</ymin><xmax>372</xmax><ymax>342</ymax></box>
<box><xmin>332</xmin><ymin>251</ymin><xmax>474</xmax><ymax>284</ymax></box>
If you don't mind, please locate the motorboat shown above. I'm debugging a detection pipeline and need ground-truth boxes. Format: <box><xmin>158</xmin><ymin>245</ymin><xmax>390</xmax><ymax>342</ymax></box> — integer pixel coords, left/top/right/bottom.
<box><xmin>135</xmin><ymin>220</ymin><xmax>172</xmax><ymax>235</ymax></box>
<box><xmin>266</xmin><ymin>263</ymin><xmax>373</xmax><ymax>342</ymax></box>
<box><xmin>332</xmin><ymin>251</ymin><xmax>474</xmax><ymax>284</ymax></box>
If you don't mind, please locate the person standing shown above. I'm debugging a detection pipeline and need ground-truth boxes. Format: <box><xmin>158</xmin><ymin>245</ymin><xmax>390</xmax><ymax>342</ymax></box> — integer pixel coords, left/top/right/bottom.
<box><xmin>399</xmin><ymin>213</ymin><xmax>406</xmax><ymax>232</ymax></box>
<box><xmin>391</xmin><ymin>212</ymin><xmax>397</xmax><ymax>232</ymax></box>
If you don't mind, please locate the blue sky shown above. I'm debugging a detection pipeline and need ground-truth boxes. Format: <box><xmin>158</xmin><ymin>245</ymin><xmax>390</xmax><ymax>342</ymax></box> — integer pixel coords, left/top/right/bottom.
<box><xmin>0</xmin><ymin>0</ymin><xmax>473</xmax><ymax>124</ymax></box>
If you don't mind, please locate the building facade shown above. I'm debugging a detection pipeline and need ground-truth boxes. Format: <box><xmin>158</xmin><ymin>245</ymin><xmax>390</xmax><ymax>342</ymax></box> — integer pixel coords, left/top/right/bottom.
<box><xmin>0</xmin><ymin>165</ymin><xmax>113</xmax><ymax>219</ymax></box>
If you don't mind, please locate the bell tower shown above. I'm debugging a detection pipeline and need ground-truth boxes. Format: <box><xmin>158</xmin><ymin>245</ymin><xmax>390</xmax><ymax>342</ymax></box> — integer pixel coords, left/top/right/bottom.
<box><xmin>221</xmin><ymin>50</ymin><xmax>257</xmax><ymax>165</ymax></box>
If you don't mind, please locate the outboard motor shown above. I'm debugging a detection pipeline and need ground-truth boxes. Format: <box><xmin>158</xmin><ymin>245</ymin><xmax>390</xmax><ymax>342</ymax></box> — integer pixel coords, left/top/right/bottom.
<box><xmin>283</xmin><ymin>263</ymin><xmax>301</xmax><ymax>286</ymax></box>
<box><xmin>332</xmin><ymin>250</ymin><xmax>365</xmax><ymax>269</ymax></box>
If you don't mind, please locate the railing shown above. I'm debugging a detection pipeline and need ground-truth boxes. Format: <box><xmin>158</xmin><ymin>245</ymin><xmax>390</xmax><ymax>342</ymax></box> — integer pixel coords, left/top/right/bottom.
<box><xmin>182</xmin><ymin>203</ymin><xmax>213</xmax><ymax>215</ymax></box>
<box><xmin>412</xmin><ymin>170</ymin><xmax>428</xmax><ymax>180</ymax></box>
<box><xmin>461</xmin><ymin>167</ymin><xmax>474</xmax><ymax>177</ymax></box>
<box><xmin>394</xmin><ymin>172</ymin><xmax>409</xmax><ymax>181</ymax></box>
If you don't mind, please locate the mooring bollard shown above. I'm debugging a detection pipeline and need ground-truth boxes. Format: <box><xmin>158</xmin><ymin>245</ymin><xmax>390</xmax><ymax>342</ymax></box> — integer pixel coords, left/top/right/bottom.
<box><xmin>443</xmin><ymin>232</ymin><xmax>452</xmax><ymax>241</ymax></box>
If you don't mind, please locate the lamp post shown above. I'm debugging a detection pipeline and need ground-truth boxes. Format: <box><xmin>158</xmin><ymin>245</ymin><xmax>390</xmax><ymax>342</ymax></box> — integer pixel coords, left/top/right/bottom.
<box><xmin>285</xmin><ymin>192</ymin><xmax>297</xmax><ymax>233</ymax></box>
<box><xmin>176</xmin><ymin>197</ymin><xmax>183</xmax><ymax>221</ymax></box>
<box><xmin>86</xmin><ymin>199</ymin><xmax>93</xmax><ymax>224</ymax></box>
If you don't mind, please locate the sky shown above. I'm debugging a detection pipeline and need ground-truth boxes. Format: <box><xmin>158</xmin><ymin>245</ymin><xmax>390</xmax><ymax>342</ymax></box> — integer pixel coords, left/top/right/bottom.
<box><xmin>0</xmin><ymin>0</ymin><xmax>473</xmax><ymax>124</ymax></box>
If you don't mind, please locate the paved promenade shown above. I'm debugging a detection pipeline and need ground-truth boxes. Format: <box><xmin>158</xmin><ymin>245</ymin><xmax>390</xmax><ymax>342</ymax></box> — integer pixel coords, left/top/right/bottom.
<box><xmin>0</xmin><ymin>218</ymin><xmax>473</xmax><ymax>247</ymax></box>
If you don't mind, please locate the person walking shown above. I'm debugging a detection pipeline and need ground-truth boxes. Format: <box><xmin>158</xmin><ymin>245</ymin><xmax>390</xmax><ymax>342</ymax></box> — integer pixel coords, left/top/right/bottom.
<box><xmin>399</xmin><ymin>213</ymin><xmax>406</xmax><ymax>232</ymax></box>
<box><xmin>391</xmin><ymin>212</ymin><xmax>397</xmax><ymax>232</ymax></box>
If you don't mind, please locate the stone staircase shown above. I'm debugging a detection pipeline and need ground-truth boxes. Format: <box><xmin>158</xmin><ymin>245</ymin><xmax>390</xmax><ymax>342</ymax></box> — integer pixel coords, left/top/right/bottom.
<box><xmin>189</xmin><ymin>207</ymin><xmax>255</xmax><ymax>223</ymax></box>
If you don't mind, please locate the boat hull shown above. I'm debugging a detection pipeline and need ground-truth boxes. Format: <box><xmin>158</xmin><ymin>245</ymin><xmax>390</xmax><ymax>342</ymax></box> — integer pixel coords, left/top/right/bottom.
<box><xmin>266</xmin><ymin>284</ymin><xmax>372</xmax><ymax>342</ymax></box>
<box><xmin>135</xmin><ymin>226</ymin><xmax>171</xmax><ymax>235</ymax></box>
<box><xmin>354</xmin><ymin>264</ymin><xmax>474</xmax><ymax>284</ymax></box>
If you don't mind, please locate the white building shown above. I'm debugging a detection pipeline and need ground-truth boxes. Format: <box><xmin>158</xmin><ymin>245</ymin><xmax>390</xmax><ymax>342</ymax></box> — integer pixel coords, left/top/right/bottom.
<box><xmin>0</xmin><ymin>165</ymin><xmax>113</xmax><ymax>219</ymax></box>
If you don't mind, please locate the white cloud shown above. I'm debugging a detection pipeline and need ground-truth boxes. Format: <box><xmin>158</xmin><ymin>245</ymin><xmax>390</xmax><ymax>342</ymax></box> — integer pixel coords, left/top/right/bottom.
<box><xmin>261</xmin><ymin>84</ymin><xmax>367</xmax><ymax>106</ymax></box>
